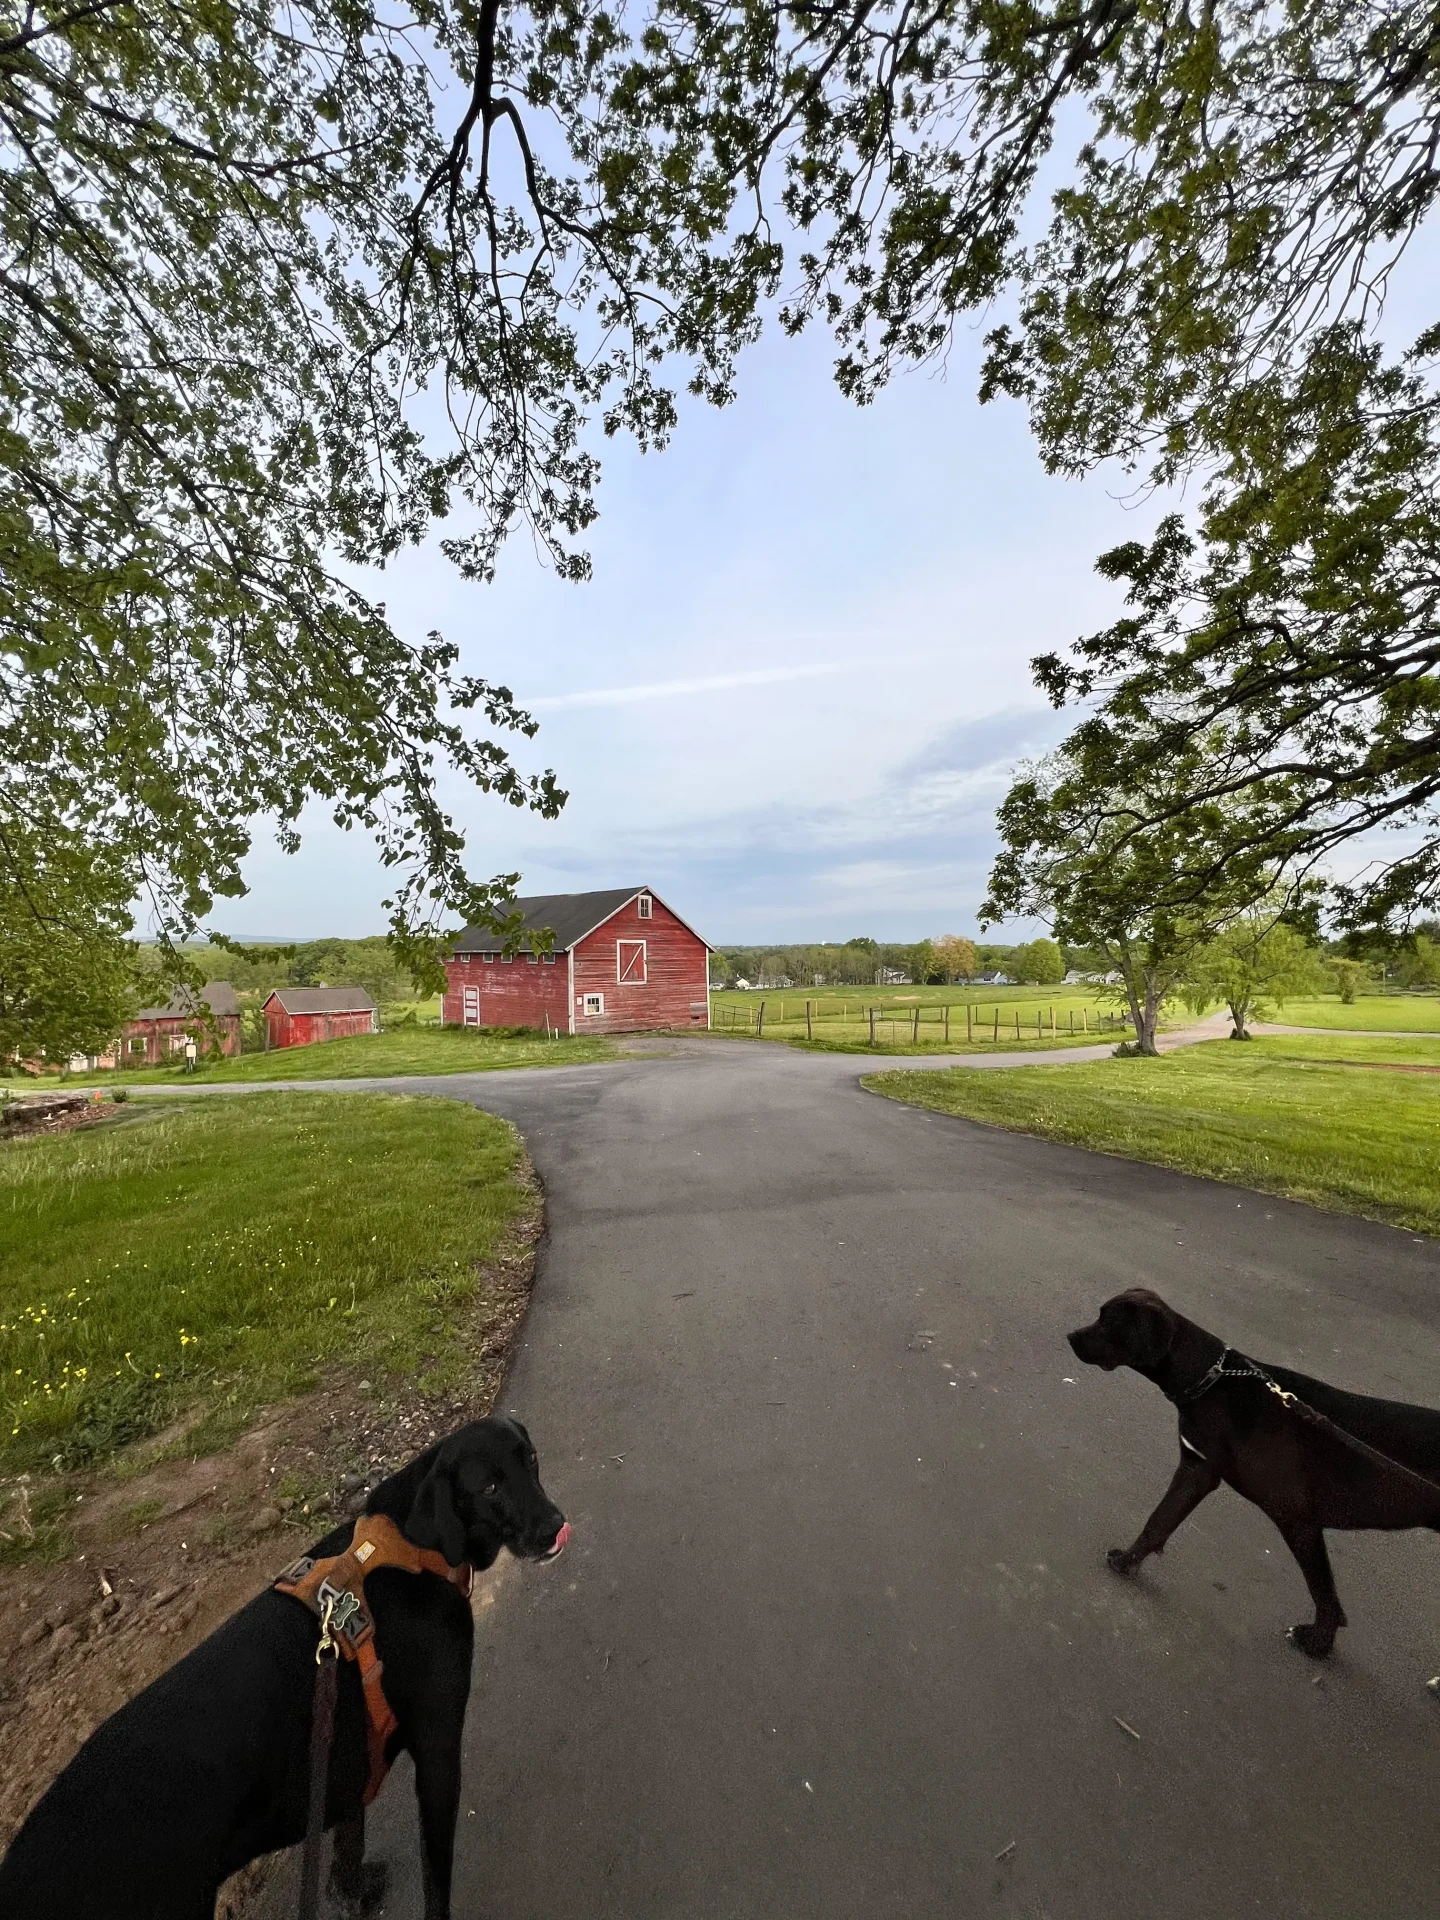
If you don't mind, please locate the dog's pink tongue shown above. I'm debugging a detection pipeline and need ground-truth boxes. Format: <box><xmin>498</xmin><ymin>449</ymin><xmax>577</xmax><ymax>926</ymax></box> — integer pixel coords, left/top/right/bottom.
<box><xmin>547</xmin><ymin>1521</ymin><xmax>572</xmax><ymax>1559</ymax></box>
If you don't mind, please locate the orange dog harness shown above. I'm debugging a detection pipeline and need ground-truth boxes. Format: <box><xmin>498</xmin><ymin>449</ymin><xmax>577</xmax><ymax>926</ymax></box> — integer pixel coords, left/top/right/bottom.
<box><xmin>275</xmin><ymin>1514</ymin><xmax>472</xmax><ymax>1803</ymax></box>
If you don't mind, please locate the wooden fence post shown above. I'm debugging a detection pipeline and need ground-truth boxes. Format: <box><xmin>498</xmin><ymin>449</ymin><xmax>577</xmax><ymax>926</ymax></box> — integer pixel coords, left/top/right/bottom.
<box><xmin>993</xmin><ymin>1006</ymin><xmax>999</xmax><ymax>1041</ymax></box>
<box><xmin>806</xmin><ymin>1000</ymin><xmax>813</xmax><ymax>1041</ymax></box>
<box><xmin>944</xmin><ymin>1004</ymin><xmax>951</xmax><ymax>1044</ymax></box>
<box><xmin>1082</xmin><ymin>1007</ymin><xmax>1088</xmax><ymax>1032</ymax></box>
<box><xmin>1036</xmin><ymin>1009</ymin><xmax>1042</xmax><ymax>1037</ymax></box>
<box><xmin>966</xmin><ymin>1004</ymin><xmax>973</xmax><ymax>1043</ymax></box>
<box><xmin>912</xmin><ymin>1004</ymin><xmax>921</xmax><ymax>1043</ymax></box>
<box><xmin>868</xmin><ymin>1006</ymin><xmax>877</xmax><ymax>1045</ymax></box>
<box><xmin>757</xmin><ymin>1000</ymin><xmax>765</xmax><ymax>1038</ymax></box>
<box><xmin>1050</xmin><ymin>1005</ymin><xmax>1056</xmax><ymax>1034</ymax></box>
<box><xmin>1015</xmin><ymin>1009</ymin><xmax>1021</xmax><ymax>1039</ymax></box>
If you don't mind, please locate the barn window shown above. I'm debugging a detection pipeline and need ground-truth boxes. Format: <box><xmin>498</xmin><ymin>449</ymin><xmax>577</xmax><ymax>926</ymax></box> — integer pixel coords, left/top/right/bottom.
<box><xmin>637</xmin><ymin>894</ymin><xmax>652</xmax><ymax>919</ymax></box>
<box><xmin>482</xmin><ymin>953</ymin><xmax>494</xmax><ymax>964</ymax></box>
<box><xmin>501</xmin><ymin>953</ymin><xmax>513</xmax><ymax>964</ymax></box>
<box><xmin>527</xmin><ymin>953</ymin><xmax>539</xmax><ymax>963</ymax></box>
<box><xmin>542</xmin><ymin>953</ymin><xmax>556</xmax><ymax>964</ymax></box>
<box><xmin>129</xmin><ymin>1037</ymin><xmax>146</xmax><ymax>1054</ymax></box>
<box><xmin>582</xmin><ymin>992</ymin><xmax>604</xmax><ymax>1016</ymax></box>
<box><xmin>617</xmin><ymin>940</ymin><xmax>647</xmax><ymax>984</ymax></box>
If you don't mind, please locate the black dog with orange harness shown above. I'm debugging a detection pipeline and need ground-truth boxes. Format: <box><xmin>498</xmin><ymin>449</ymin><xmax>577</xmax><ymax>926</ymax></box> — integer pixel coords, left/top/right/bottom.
<box><xmin>0</xmin><ymin>1416</ymin><xmax>569</xmax><ymax>1920</ymax></box>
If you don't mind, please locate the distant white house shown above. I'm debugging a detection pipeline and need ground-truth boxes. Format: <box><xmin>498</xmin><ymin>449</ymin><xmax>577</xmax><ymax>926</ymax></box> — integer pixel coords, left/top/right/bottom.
<box><xmin>1065</xmin><ymin>968</ymin><xmax>1123</xmax><ymax>985</ymax></box>
<box><xmin>974</xmin><ymin>970</ymin><xmax>1014</xmax><ymax>986</ymax></box>
<box><xmin>875</xmin><ymin>966</ymin><xmax>910</xmax><ymax>986</ymax></box>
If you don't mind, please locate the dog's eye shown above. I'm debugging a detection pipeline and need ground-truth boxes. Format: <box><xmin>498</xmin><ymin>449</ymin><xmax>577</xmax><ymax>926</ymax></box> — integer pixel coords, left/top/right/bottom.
<box><xmin>483</xmin><ymin>1479</ymin><xmax>499</xmax><ymax>1497</ymax></box>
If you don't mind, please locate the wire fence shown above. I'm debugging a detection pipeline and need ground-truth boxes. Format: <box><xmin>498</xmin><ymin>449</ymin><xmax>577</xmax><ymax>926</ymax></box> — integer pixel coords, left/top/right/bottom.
<box><xmin>712</xmin><ymin>998</ymin><xmax>1131</xmax><ymax>1045</ymax></box>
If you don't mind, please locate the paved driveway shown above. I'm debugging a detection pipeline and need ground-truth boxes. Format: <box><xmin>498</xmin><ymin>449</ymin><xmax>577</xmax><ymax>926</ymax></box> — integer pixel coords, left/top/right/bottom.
<box><xmin>247</xmin><ymin>1039</ymin><xmax>1440</xmax><ymax>1918</ymax></box>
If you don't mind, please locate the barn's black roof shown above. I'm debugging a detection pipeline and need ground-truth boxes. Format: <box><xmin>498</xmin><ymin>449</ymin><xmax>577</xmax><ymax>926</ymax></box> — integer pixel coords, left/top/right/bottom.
<box><xmin>453</xmin><ymin>889</ymin><xmax>639</xmax><ymax>955</ymax></box>
<box><xmin>452</xmin><ymin>888</ymin><xmax>709</xmax><ymax>955</ymax></box>
<box><xmin>263</xmin><ymin>987</ymin><xmax>376</xmax><ymax>1014</ymax></box>
<box><xmin>131</xmin><ymin>981</ymin><xmax>241</xmax><ymax>1022</ymax></box>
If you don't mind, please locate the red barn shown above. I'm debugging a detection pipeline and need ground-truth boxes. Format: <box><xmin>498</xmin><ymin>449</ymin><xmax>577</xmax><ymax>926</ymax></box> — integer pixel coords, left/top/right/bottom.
<box><xmin>121</xmin><ymin>982</ymin><xmax>242</xmax><ymax>1066</ymax></box>
<box><xmin>263</xmin><ymin>987</ymin><xmax>378</xmax><ymax>1050</ymax></box>
<box><xmin>441</xmin><ymin>887</ymin><xmax>710</xmax><ymax>1035</ymax></box>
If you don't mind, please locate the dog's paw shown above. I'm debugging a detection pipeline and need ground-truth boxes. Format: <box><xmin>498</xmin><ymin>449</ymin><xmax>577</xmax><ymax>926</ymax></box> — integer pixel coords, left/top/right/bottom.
<box><xmin>1286</xmin><ymin>1623</ymin><xmax>1335</xmax><ymax>1660</ymax></box>
<box><xmin>1105</xmin><ymin>1547</ymin><xmax>1139</xmax><ymax>1576</ymax></box>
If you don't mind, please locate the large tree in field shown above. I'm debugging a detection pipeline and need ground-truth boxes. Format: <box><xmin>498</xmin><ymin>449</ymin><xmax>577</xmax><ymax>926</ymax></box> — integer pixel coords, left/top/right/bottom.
<box><xmin>984</xmin><ymin>749</ymin><xmax>1277</xmax><ymax>1054</ymax></box>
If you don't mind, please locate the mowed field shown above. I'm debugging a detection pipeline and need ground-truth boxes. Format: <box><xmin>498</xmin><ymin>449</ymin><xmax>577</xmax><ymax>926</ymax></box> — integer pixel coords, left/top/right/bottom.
<box><xmin>867</xmin><ymin>1033</ymin><xmax>1440</xmax><ymax>1234</ymax></box>
<box><xmin>1268</xmin><ymin>994</ymin><xmax>1440</xmax><ymax>1031</ymax></box>
<box><xmin>709</xmin><ymin>982</ymin><xmax>1135</xmax><ymax>1051</ymax></box>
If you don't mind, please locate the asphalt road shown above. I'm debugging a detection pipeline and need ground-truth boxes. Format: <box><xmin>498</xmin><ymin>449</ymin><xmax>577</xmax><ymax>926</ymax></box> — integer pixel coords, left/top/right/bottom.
<box><xmin>245</xmin><ymin>1037</ymin><xmax>1440</xmax><ymax>1919</ymax></box>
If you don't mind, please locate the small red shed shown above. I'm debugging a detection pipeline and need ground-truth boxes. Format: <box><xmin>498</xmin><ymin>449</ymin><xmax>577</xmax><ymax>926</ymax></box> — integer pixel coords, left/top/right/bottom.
<box><xmin>121</xmin><ymin>983</ymin><xmax>242</xmax><ymax>1066</ymax></box>
<box><xmin>263</xmin><ymin>987</ymin><xmax>378</xmax><ymax>1050</ymax></box>
<box><xmin>442</xmin><ymin>887</ymin><xmax>710</xmax><ymax>1035</ymax></box>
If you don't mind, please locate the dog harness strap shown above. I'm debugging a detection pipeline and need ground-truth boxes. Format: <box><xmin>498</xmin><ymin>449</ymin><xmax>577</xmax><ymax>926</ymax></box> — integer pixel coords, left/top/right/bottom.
<box><xmin>355</xmin><ymin>1640</ymin><xmax>399</xmax><ymax>1804</ymax></box>
<box><xmin>275</xmin><ymin>1514</ymin><xmax>471</xmax><ymax>1803</ymax></box>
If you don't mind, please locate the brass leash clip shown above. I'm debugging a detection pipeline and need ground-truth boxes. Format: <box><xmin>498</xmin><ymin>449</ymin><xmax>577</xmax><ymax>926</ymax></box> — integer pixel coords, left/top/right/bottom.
<box><xmin>316</xmin><ymin>1591</ymin><xmax>339</xmax><ymax>1664</ymax></box>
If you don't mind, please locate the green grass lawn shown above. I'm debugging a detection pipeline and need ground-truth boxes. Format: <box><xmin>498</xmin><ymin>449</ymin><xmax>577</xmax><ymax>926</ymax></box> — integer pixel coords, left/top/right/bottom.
<box><xmin>0</xmin><ymin>1093</ymin><xmax>533</xmax><ymax>1482</ymax></box>
<box><xmin>1263</xmin><ymin>994</ymin><xmax>1440</xmax><ymax>1032</ymax></box>
<box><xmin>866</xmin><ymin>1034</ymin><xmax>1440</xmax><ymax>1234</ymax></box>
<box><xmin>38</xmin><ymin>1024</ymin><xmax>614</xmax><ymax>1088</ymax></box>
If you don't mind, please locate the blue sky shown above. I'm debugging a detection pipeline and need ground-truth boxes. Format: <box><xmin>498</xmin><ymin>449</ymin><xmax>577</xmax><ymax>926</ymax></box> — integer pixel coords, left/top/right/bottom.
<box><xmin>228</xmin><ymin>313</ymin><xmax>1180</xmax><ymax>945</ymax></box>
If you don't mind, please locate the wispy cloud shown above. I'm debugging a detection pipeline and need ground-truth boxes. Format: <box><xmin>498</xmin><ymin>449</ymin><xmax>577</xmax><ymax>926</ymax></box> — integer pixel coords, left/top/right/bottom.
<box><xmin>528</xmin><ymin>651</ymin><xmax>937</xmax><ymax>710</ymax></box>
<box><xmin>893</xmin><ymin>706</ymin><xmax>1069</xmax><ymax>781</ymax></box>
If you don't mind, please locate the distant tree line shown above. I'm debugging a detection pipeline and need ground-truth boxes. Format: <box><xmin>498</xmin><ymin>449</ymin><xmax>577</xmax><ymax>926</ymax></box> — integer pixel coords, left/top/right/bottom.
<box><xmin>169</xmin><ymin>938</ymin><xmax>417</xmax><ymax>1010</ymax></box>
<box><xmin>709</xmin><ymin>937</ymin><xmax>1080</xmax><ymax>989</ymax></box>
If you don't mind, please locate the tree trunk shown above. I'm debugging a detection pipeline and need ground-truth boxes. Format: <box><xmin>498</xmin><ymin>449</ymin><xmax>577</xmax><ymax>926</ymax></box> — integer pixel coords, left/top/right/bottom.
<box><xmin>1120</xmin><ymin>972</ymin><xmax>1161</xmax><ymax>1055</ymax></box>
<box><xmin>1134</xmin><ymin>984</ymin><xmax>1162</xmax><ymax>1055</ymax></box>
<box><xmin>1228</xmin><ymin>995</ymin><xmax>1252</xmax><ymax>1039</ymax></box>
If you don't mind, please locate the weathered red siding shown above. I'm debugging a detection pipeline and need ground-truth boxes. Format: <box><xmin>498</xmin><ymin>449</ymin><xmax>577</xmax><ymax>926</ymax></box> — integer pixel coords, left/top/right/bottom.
<box><xmin>264</xmin><ymin>1007</ymin><xmax>376</xmax><ymax>1050</ymax></box>
<box><xmin>570</xmin><ymin>896</ymin><xmax>708</xmax><ymax>1035</ymax></box>
<box><xmin>441</xmin><ymin>955</ymin><xmax>570</xmax><ymax>1032</ymax></box>
<box><xmin>121</xmin><ymin>1012</ymin><xmax>241</xmax><ymax>1066</ymax></box>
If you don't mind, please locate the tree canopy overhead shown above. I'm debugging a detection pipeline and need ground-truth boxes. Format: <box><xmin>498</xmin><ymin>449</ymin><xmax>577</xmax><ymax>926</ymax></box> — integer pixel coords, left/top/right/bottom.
<box><xmin>7</xmin><ymin>0</ymin><xmax>1440</xmax><ymax>953</ymax></box>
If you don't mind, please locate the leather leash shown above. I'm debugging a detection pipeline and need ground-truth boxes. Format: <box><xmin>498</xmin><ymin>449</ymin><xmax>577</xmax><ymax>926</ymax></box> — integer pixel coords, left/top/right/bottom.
<box><xmin>297</xmin><ymin>1594</ymin><xmax>341</xmax><ymax>1920</ymax></box>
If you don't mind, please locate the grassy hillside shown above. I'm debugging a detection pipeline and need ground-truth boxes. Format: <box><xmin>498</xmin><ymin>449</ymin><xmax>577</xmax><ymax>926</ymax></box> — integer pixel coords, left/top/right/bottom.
<box><xmin>867</xmin><ymin>1034</ymin><xmax>1440</xmax><ymax>1234</ymax></box>
<box><xmin>0</xmin><ymin>1093</ymin><xmax>532</xmax><ymax>1483</ymax></box>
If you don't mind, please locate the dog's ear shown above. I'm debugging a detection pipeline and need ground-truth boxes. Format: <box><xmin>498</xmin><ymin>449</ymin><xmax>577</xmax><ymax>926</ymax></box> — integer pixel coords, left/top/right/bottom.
<box><xmin>405</xmin><ymin>1460</ymin><xmax>467</xmax><ymax>1565</ymax></box>
<box><xmin>1119</xmin><ymin>1293</ymin><xmax>1177</xmax><ymax>1369</ymax></box>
